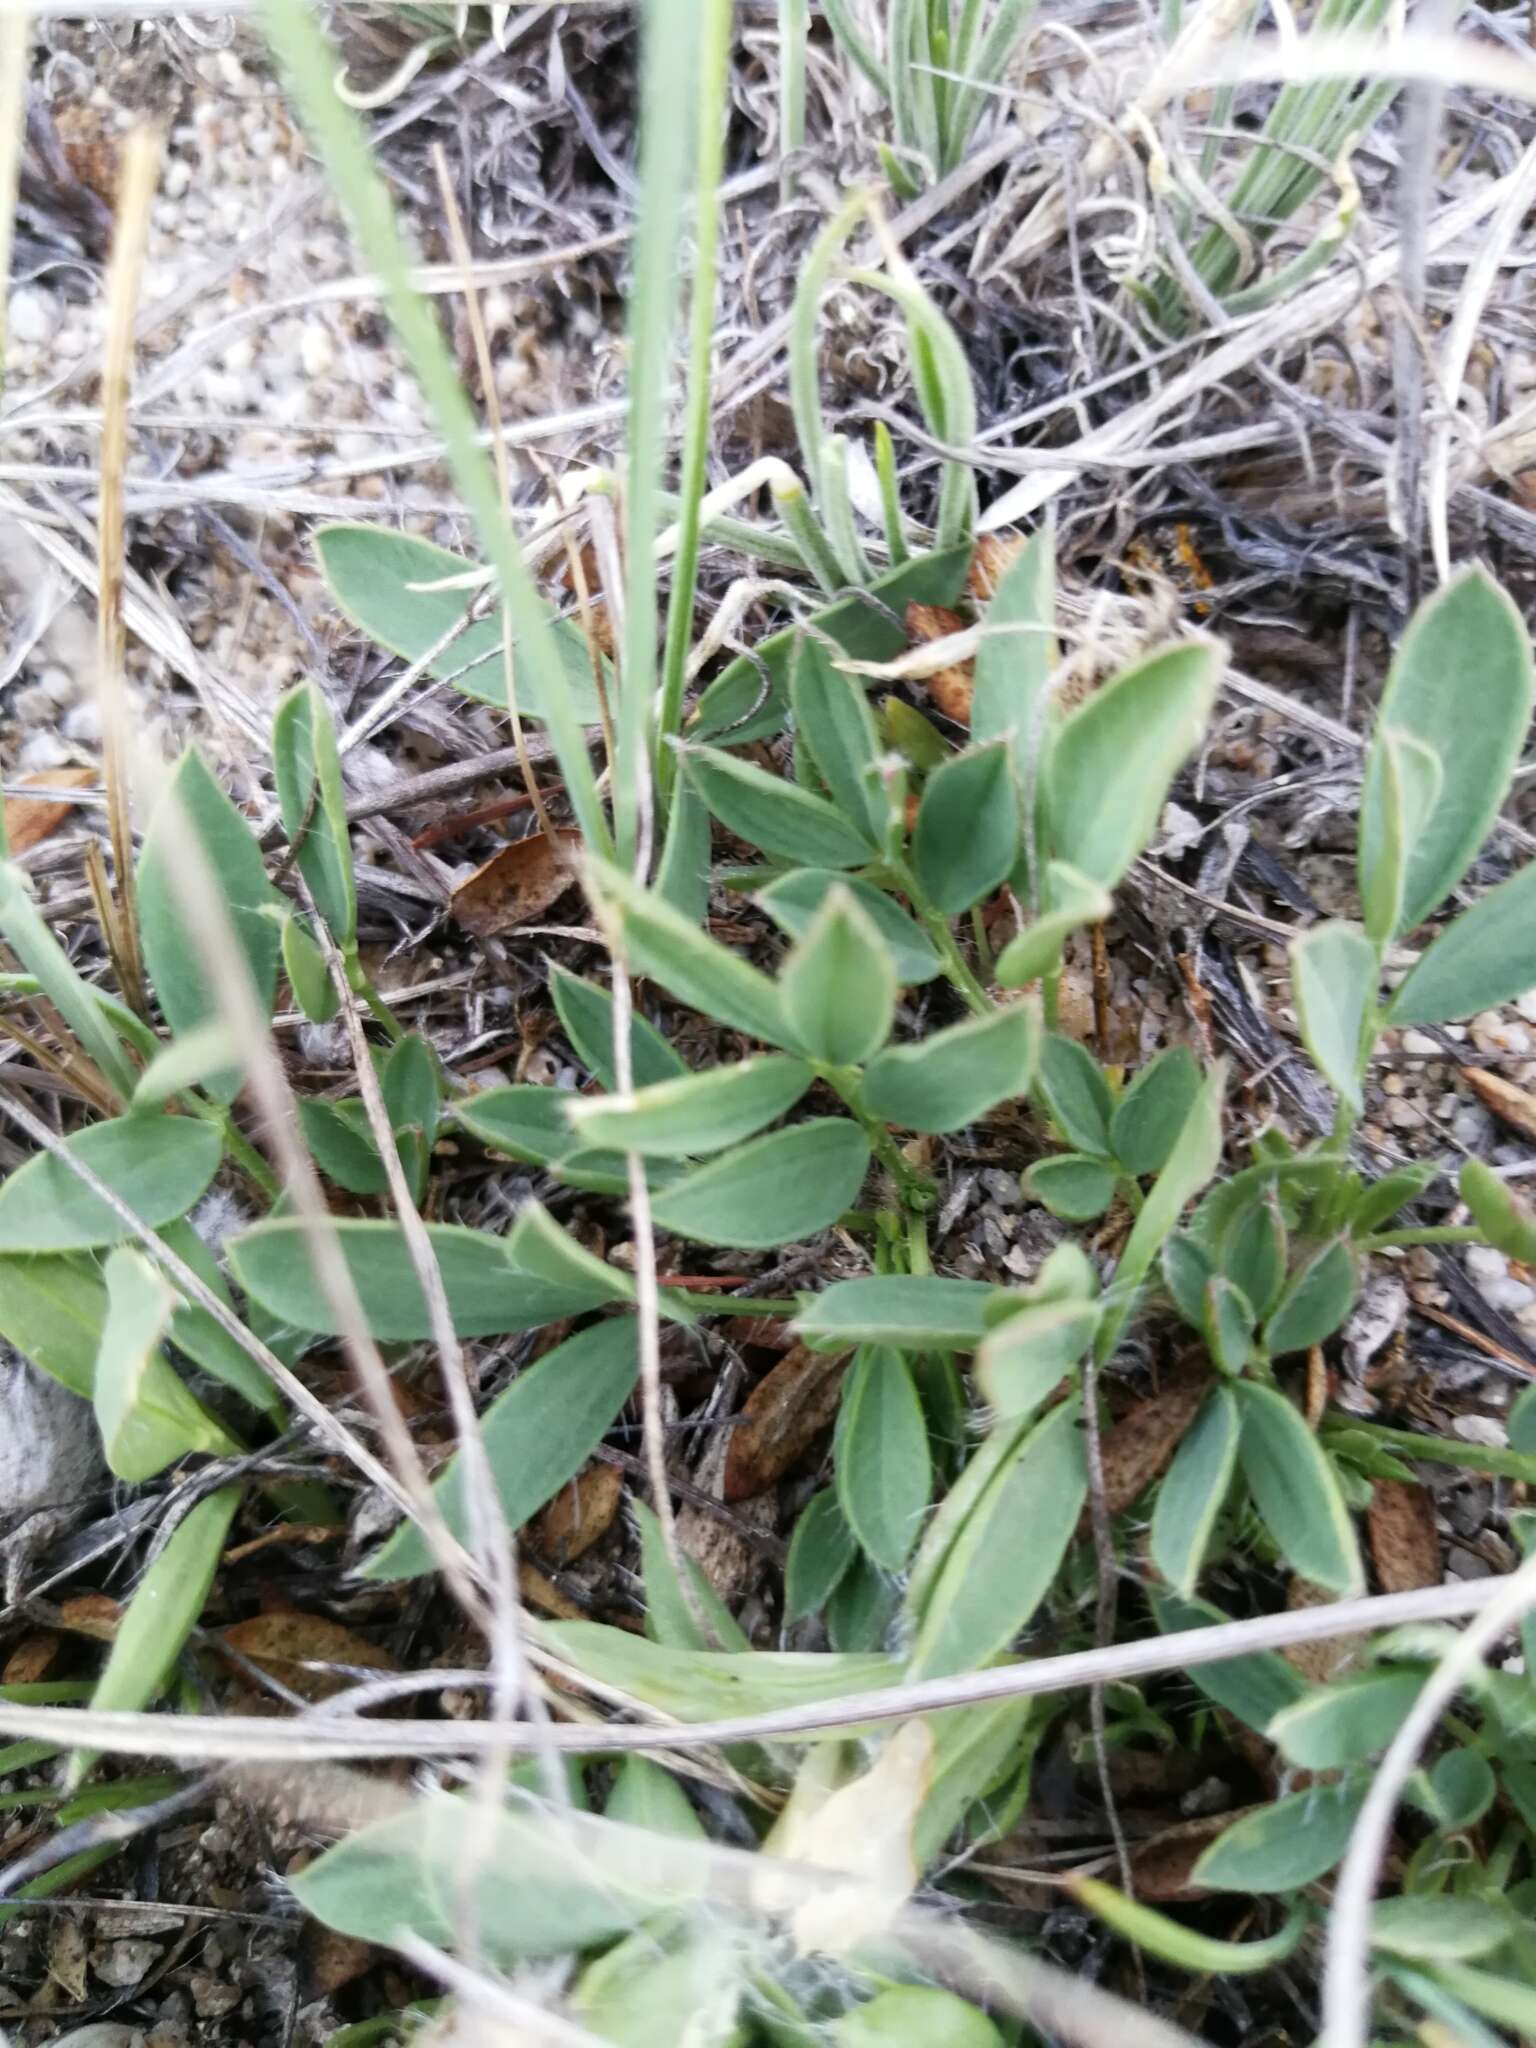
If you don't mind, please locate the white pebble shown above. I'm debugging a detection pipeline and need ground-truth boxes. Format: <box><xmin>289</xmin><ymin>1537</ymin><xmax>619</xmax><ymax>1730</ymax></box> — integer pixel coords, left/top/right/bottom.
<box><xmin>1401</xmin><ymin>1030</ymin><xmax>1439</xmax><ymax>1058</ymax></box>
<box><xmin>1453</xmin><ymin>1415</ymin><xmax>1508</xmax><ymax>1449</ymax></box>
<box><xmin>9</xmin><ymin>286</ymin><xmax>61</xmax><ymax>345</ymax></box>
<box><xmin>1467</xmin><ymin>1245</ymin><xmax>1508</xmax><ymax>1284</ymax></box>
<box><xmin>299</xmin><ymin>320</ymin><xmax>334</xmax><ymax>379</ymax></box>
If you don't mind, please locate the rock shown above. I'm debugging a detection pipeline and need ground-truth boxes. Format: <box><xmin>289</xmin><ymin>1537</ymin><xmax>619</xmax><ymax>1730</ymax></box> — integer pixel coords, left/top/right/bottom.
<box><xmin>9</xmin><ymin>287</ymin><xmax>62</xmax><ymax>346</ymax></box>
<box><xmin>0</xmin><ymin>1355</ymin><xmax>105</xmax><ymax>1598</ymax></box>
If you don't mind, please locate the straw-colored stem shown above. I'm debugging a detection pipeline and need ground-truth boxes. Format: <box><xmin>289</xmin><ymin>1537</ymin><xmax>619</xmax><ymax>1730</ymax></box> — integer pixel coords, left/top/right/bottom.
<box><xmin>656</xmin><ymin>0</ymin><xmax>735</xmax><ymax>809</ymax></box>
<box><xmin>429</xmin><ymin>145</ymin><xmax>554</xmax><ymax>844</ymax></box>
<box><xmin>97</xmin><ymin>128</ymin><xmax>163</xmax><ymax>1020</ymax></box>
<box><xmin>0</xmin><ymin>7</ymin><xmax>30</xmax><ymax>392</ymax></box>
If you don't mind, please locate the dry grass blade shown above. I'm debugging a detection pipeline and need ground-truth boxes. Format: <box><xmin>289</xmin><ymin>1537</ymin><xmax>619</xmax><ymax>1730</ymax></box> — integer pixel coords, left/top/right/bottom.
<box><xmin>0</xmin><ymin>1574</ymin><xmax>1511</xmax><ymax>1764</ymax></box>
<box><xmin>1323</xmin><ymin>1549</ymin><xmax>1536</xmax><ymax>2048</ymax></box>
<box><xmin>0</xmin><ymin>4</ymin><xmax>28</xmax><ymax>381</ymax></box>
<box><xmin>94</xmin><ymin>126</ymin><xmax>162</xmax><ymax>1019</ymax></box>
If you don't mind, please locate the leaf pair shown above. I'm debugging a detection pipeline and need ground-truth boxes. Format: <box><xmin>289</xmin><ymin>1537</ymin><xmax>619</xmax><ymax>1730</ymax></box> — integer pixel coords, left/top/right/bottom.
<box><xmin>1153</xmin><ymin>1380</ymin><xmax>1362</xmax><ymax>1598</ymax></box>
<box><xmin>1025</xmin><ymin>1039</ymin><xmax>1201</xmax><ymax>1219</ymax></box>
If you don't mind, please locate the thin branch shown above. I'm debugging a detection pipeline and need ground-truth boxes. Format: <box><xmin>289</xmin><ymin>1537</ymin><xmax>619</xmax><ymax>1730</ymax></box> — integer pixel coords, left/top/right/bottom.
<box><xmin>0</xmin><ymin>1573</ymin><xmax>1512</xmax><ymax>1764</ymax></box>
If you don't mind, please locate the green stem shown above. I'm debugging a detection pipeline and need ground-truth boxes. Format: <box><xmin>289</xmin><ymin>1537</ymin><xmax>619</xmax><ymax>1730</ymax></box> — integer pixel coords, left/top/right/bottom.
<box><xmin>344</xmin><ymin>950</ymin><xmax>405</xmax><ymax>1043</ymax></box>
<box><xmin>921</xmin><ymin>909</ymin><xmax>993</xmax><ymax>1015</ymax></box>
<box><xmin>1042</xmin><ymin>959</ymin><xmax>1062</xmax><ymax>1032</ymax></box>
<box><xmin>1117</xmin><ymin>1176</ymin><xmax>1146</xmax><ymax>1216</ymax></box>
<box><xmin>655</xmin><ymin>0</ymin><xmax>733</xmax><ymax>811</ymax></box>
<box><xmin>772</xmin><ymin>475</ymin><xmax>849</xmax><ymax>598</ymax></box>
<box><xmin>823</xmin><ymin>1066</ymin><xmax>936</xmax><ymax>1212</ymax></box>
<box><xmin>1359</xmin><ymin>1224</ymin><xmax>1483</xmax><ymax>1253</ymax></box>
<box><xmin>1326</xmin><ymin>1419</ymin><xmax>1536</xmax><ymax>1485</ymax></box>
<box><xmin>888</xmin><ymin>855</ymin><xmax>994</xmax><ymax>1015</ymax></box>
<box><xmin>216</xmin><ymin>1111</ymin><xmax>280</xmax><ymax>1201</ymax></box>
<box><xmin>703</xmin><ymin>1295</ymin><xmax>803</xmax><ymax>1318</ymax></box>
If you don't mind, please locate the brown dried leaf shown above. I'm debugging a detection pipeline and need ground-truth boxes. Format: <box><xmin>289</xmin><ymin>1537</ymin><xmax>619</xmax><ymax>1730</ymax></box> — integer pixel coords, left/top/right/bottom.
<box><xmin>905</xmin><ymin>602</ymin><xmax>972</xmax><ymax>725</ymax></box>
<box><xmin>1368</xmin><ymin>1478</ymin><xmax>1441</xmax><ymax>1594</ymax></box>
<box><xmin>519</xmin><ymin>1560</ymin><xmax>588</xmax><ymax>1621</ymax></box>
<box><xmin>4</xmin><ymin>767</ymin><xmax>96</xmax><ymax>856</ymax></box>
<box><xmin>1463</xmin><ymin>1067</ymin><xmax>1536</xmax><ymax>1146</ymax></box>
<box><xmin>1128</xmin><ymin>1812</ymin><xmax>1240</xmax><ymax>1903</ymax></box>
<box><xmin>48</xmin><ymin>1914</ymin><xmax>90</xmax><ymax>2002</ymax></box>
<box><xmin>1097</xmin><ymin>1364</ymin><xmax>1210</xmax><ymax>1516</ymax></box>
<box><xmin>1282</xmin><ymin>1577</ymin><xmax>1366</xmax><ymax>1681</ymax></box>
<box><xmin>303</xmin><ymin>1925</ymin><xmax>374</xmax><ymax>1999</ymax></box>
<box><xmin>967</xmin><ymin>533</ymin><xmax>1026</xmax><ymax>603</ymax></box>
<box><xmin>532</xmin><ymin>1459</ymin><xmax>625</xmax><ymax>1565</ymax></box>
<box><xmin>450</xmin><ymin>829</ymin><xmax>582</xmax><ymax>938</ymax></box>
<box><xmin>219</xmin><ymin>1611</ymin><xmax>398</xmax><ymax>1702</ymax></box>
<box><xmin>723</xmin><ymin>1343</ymin><xmax>852</xmax><ymax>1502</ymax></box>
<box><xmin>58</xmin><ymin>1593</ymin><xmax>122</xmax><ymax>1641</ymax></box>
<box><xmin>2</xmin><ymin>1632</ymin><xmax>61</xmax><ymax>1684</ymax></box>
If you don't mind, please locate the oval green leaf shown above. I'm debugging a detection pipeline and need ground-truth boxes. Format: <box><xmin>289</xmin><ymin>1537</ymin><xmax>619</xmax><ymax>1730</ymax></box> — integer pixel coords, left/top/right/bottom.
<box><xmin>756</xmin><ymin>867</ymin><xmax>942</xmax><ymax>985</ymax></box>
<box><xmin>1359</xmin><ymin>566</ymin><xmax>1533</xmax><ymax>936</ymax></box>
<box><xmin>0</xmin><ymin>1115</ymin><xmax>221</xmax><ymax>1254</ymax></box>
<box><xmin>314</xmin><ymin>523</ymin><xmax>607</xmax><ymax>722</ymax></box>
<box><xmin>566</xmin><ymin>1054</ymin><xmax>812</xmax><ymax>1159</ymax></box>
<box><xmin>682</xmin><ymin>744</ymin><xmax>873</xmax><ymax>868</ymax></box>
<box><xmin>1150</xmin><ymin>1386</ymin><xmax>1239</xmax><ymax>1597</ymax></box>
<box><xmin>864</xmin><ymin>1000</ymin><xmax>1039</xmax><ymax>1134</ymax></box>
<box><xmin>230</xmin><ymin>1217</ymin><xmax>609</xmax><ymax>1339</ymax></box>
<box><xmin>1192</xmin><ymin>1777</ymin><xmax>1367</xmax><ymax>1892</ymax></box>
<box><xmin>911</xmin><ymin>739</ymin><xmax>1019</xmax><ymax>915</ymax></box>
<box><xmin>1235</xmin><ymin>1380</ymin><xmax>1363</xmax><ymax>1595</ymax></box>
<box><xmin>363</xmin><ymin>1318</ymin><xmax>641</xmax><ymax>1580</ymax></box>
<box><xmin>795</xmin><ymin>1274</ymin><xmax>998</xmax><ymax>1353</ymax></box>
<box><xmin>834</xmin><ymin>1346</ymin><xmax>932</xmax><ymax>1572</ymax></box>
<box><xmin>780</xmin><ymin>887</ymin><xmax>896</xmax><ymax>1067</ymax></box>
<box><xmin>138</xmin><ymin>749</ymin><xmax>282</xmax><ymax>1100</ymax></box>
<box><xmin>648</xmin><ymin>1118</ymin><xmax>871</xmax><ymax>1248</ymax></box>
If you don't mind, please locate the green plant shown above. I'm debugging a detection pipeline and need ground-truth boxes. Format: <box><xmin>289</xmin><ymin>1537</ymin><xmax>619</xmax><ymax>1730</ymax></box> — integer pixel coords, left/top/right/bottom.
<box><xmin>819</xmin><ymin>0</ymin><xmax>1039</xmax><ymax>191</ymax></box>
<box><xmin>6</xmin><ymin>6</ymin><xmax>1536</xmax><ymax>2042</ymax></box>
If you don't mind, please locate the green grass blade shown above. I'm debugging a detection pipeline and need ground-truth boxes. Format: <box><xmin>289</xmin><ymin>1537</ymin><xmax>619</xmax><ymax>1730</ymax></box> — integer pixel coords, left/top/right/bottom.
<box><xmin>656</xmin><ymin>0</ymin><xmax>735</xmax><ymax>809</ymax></box>
<box><xmin>616</xmin><ymin>0</ymin><xmax>697</xmax><ymax>866</ymax></box>
<box><xmin>259</xmin><ymin>0</ymin><xmax>610</xmax><ymax>857</ymax></box>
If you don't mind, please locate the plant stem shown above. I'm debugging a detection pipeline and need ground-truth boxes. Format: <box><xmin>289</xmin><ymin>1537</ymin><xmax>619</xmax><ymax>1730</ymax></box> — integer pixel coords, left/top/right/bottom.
<box><xmin>922</xmin><ymin>910</ymin><xmax>993</xmax><ymax>1014</ymax></box>
<box><xmin>344</xmin><ymin>951</ymin><xmax>405</xmax><ymax>1043</ymax></box>
<box><xmin>1358</xmin><ymin>1224</ymin><xmax>1483</xmax><ymax>1252</ymax></box>
<box><xmin>216</xmin><ymin>1112</ymin><xmax>280</xmax><ymax>1201</ymax></box>
<box><xmin>655</xmin><ymin>0</ymin><xmax>733</xmax><ymax>811</ymax></box>
<box><xmin>823</xmin><ymin>1066</ymin><xmax>936</xmax><ymax>1211</ymax></box>
<box><xmin>705</xmin><ymin>1295</ymin><xmax>803</xmax><ymax>1318</ymax></box>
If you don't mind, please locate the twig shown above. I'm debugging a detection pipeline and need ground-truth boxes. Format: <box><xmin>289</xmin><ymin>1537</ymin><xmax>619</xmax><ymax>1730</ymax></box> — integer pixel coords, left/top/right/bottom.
<box><xmin>1322</xmin><ymin>1548</ymin><xmax>1536</xmax><ymax>2047</ymax></box>
<box><xmin>429</xmin><ymin>144</ymin><xmax>554</xmax><ymax>840</ymax></box>
<box><xmin>0</xmin><ymin>1574</ymin><xmax>1512</xmax><ymax>1764</ymax></box>
<box><xmin>94</xmin><ymin>127</ymin><xmax>162</xmax><ymax>1019</ymax></box>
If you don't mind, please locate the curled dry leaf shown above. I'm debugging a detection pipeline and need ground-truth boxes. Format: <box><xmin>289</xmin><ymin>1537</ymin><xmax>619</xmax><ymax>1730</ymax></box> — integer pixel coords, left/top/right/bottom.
<box><xmin>2</xmin><ymin>1631</ymin><xmax>61</xmax><ymax>1684</ymax></box>
<box><xmin>1129</xmin><ymin>1811</ymin><xmax>1246</xmax><ymax>1903</ymax></box>
<box><xmin>519</xmin><ymin>1559</ymin><xmax>590</xmax><ymax>1621</ymax></box>
<box><xmin>58</xmin><ymin>1593</ymin><xmax>123</xmax><ymax>1642</ymax></box>
<box><xmin>449</xmin><ymin>828</ymin><xmax>583</xmax><ymax>938</ymax></box>
<box><xmin>1463</xmin><ymin>1066</ymin><xmax>1536</xmax><ymax>1148</ymax></box>
<box><xmin>532</xmin><ymin>1458</ymin><xmax>625</xmax><ymax>1565</ymax></box>
<box><xmin>4</xmin><ymin>766</ymin><xmax>98</xmax><ymax>856</ymax></box>
<box><xmin>905</xmin><ymin>602</ymin><xmax>973</xmax><ymax>725</ymax></box>
<box><xmin>722</xmin><ymin>1342</ymin><xmax>852</xmax><ymax>1502</ymax></box>
<box><xmin>967</xmin><ymin>532</ymin><xmax>1026</xmax><ymax>603</ymax></box>
<box><xmin>219</xmin><ymin>1611</ymin><xmax>399</xmax><ymax>1702</ymax></box>
<box><xmin>1368</xmin><ymin>1477</ymin><xmax>1442</xmax><ymax>1594</ymax></box>
<box><xmin>302</xmin><ymin>1924</ymin><xmax>374</xmax><ymax>1999</ymax></box>
<box><xmin>1096</xmin><ymin>1362</ymin><xmax>1210</xmax><ymax>1516</ymax></box>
